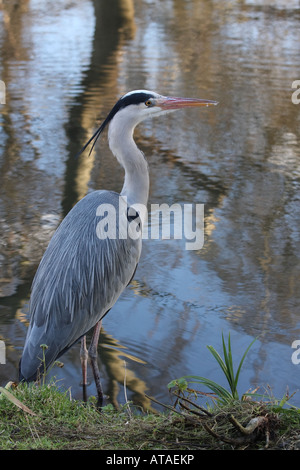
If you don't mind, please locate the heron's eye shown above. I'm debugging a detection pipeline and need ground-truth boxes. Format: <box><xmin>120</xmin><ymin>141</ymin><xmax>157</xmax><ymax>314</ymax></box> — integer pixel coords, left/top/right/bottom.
<box><xmin>145</xmin><ymin>100</ymin><xmax>153</xmax><ymax>107</ymax></box>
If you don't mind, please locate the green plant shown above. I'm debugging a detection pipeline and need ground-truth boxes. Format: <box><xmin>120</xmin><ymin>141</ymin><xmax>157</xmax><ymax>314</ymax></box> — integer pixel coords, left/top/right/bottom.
<box><xmin>37</xmin><ymin>344</ymin><xmax>64</xmax><ymax>385</ymax></box>
<box><xmin>168</xmin><ymin>332</ymin><xmax>257</xmax><ymax>405</ymax></box>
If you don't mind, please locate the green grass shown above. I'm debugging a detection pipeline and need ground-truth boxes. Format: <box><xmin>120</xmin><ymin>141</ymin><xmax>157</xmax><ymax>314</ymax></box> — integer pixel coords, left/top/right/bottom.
<box><xmin>0</xmin><ymin>380</ymin><xmax>168</xmax><ymax>450</ymax></box>
<box><xmin>2</xmin><ymin>333</ymin><xmax>300</xmax><ymax>450</ymax></box>
<box><xmin>1</xmin><ymin>379</ymin><xmax>300</xmax><ymax>450</ymax></box>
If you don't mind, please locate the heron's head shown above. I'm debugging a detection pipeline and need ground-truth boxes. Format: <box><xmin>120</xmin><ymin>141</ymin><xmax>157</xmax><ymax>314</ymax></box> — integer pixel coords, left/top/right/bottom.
<box><xmin>78</xmin><ymin>90</ymin><xmax>218</xmax><ymax>156</ymax></box>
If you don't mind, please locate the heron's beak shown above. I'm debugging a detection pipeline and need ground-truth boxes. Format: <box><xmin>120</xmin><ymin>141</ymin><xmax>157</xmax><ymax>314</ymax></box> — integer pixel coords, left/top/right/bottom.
<box><xmin>157</xmin><ymin>96</ymin><xmax>218</xmax><ymax>110</ymax></box>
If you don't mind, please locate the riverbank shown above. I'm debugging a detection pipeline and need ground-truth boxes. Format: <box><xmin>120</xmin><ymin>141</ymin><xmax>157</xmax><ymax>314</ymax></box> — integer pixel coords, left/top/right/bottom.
<box><xmin>1</xmin><ymin>381</ymin><xmax>300</xmax><ymax>450</ymax></box>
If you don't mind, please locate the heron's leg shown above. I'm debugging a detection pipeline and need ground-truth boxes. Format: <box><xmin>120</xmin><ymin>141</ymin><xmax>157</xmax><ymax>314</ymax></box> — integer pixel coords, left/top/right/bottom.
<box><xmin>80</xmin><ymin>335</ymin><xmax>89</xmax><ymax>402</ymax></box>
<box><xmin>88</xmin><ymin>320</ymin><xmax>103</xmax><ymax>406</ymax></box>
<box><xmin>80</xmin><ymin>335</ymin><xmax>88</xmax><ymax>384</ymax></box>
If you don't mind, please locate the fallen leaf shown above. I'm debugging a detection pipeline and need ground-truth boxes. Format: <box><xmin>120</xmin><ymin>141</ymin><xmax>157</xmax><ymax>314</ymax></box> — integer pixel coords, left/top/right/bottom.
<box><xmin>0</xmin><ymin>386</ymin><xmax>36</xmax><ymax>416</ymax></box>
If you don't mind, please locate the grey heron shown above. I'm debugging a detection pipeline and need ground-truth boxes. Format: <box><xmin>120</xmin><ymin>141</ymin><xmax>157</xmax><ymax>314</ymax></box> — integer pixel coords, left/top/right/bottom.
<box><xmin>19</xmin><ymin>90</ymin><xmax>217</xmax><ymax>405</ymax></box>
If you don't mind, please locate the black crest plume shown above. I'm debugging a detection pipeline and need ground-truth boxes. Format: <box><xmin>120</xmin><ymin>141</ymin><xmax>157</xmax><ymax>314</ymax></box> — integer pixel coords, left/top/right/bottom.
<box><xmin>76</xmin><ymin>91</ymin><xmax>155</xmax><ymax>157</ymax></box>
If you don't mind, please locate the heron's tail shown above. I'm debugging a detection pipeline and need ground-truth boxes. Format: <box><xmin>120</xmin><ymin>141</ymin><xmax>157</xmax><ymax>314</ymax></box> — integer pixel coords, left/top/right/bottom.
<box><xmin>18</xmin><ymin>357</ymin><xmax>38</xmax><ymax>383</ymax></box>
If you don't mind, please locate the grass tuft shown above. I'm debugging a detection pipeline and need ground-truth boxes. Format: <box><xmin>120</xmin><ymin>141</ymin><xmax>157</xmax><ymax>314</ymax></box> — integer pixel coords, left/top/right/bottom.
<box><xmin>1</xmin><ymin>333</ymin><xmax>300</xmax><ymax>450</ymax></box>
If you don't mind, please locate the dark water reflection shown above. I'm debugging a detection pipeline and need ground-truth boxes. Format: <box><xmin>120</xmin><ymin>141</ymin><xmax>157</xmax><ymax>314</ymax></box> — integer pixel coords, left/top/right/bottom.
<box><xmin>1</xmin><ymin>0</ymin><xmax>300</xmax><ymax>409</ymax></box>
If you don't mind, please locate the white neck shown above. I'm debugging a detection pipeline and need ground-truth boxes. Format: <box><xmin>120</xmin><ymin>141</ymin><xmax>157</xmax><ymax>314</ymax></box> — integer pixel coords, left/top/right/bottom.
<box><xmin>108</xmin><ymin>112</ymin><xmax>149</xmax><ymax>209</ymax></box>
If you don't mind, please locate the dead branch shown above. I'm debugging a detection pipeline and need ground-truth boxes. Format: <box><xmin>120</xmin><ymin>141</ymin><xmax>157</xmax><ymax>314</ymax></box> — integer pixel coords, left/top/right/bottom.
<box><xmin>229</xmin><ymin>414</ymin><xmax>268</xmax><ymax>435</ymax></box>
<box><xmin>172</xmin><ymin>392</ymin><xmax>213</xmax><ymax>417</ymax></box>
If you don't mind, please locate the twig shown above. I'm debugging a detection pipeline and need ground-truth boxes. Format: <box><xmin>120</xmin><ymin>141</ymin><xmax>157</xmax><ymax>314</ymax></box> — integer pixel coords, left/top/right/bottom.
<box><xmin>265</xmin><ymin>429</ymin><xmax>270</xmax><ymax>449</ymax></box>
<box><xmin>178</xmin><ymin>400</ymin><xmax>210</xmax><ymax>419</ymax></box>
<box><xmin>229</xmin><ymin>414</ymin><xmax>267</xmax><ymax>435</ymax></box>
<box><xmin>202</xmin><ymin>421</ymin><xmax>255</xmax><ymax>446</ymax></box>
<box><xmin>144</xmin><ymin>394</ymin><xmax>198</xmax><ymax>424</ymax></box>
<box><xmin>172</xmin><ymin>392</ymin><xmax>213</xmax><ymax>417</ymax></box>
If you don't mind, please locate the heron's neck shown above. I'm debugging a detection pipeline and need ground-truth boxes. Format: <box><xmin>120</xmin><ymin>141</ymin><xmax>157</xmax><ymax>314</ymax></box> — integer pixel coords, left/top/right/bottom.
<box><xmin>108</xmin><ymin>122</ymin><xmax>149</xmax><ymax>208</ymax></box>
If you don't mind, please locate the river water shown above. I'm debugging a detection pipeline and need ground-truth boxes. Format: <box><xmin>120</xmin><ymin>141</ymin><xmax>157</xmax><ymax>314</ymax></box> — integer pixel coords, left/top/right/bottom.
<box><xmin>1</xmin><ymin>0</ymin><xmax>300</xmax><ymax>411</ymax></box>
